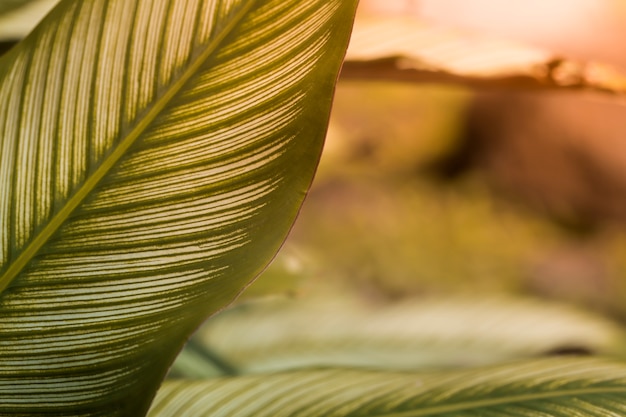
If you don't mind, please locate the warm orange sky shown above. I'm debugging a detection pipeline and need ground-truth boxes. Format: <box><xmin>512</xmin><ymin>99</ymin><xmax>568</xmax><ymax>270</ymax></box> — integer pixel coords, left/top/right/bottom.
<box><xmin>360</xmin><ymin>0</ymin><xmax>626</xmax><ymax>70</ymax></box>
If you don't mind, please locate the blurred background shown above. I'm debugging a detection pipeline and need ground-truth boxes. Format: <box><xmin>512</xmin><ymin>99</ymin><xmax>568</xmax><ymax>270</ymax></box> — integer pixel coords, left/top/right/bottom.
<box><xmin>242</xmin><ymin>0</ymin><xmax>626</xmax><ymax>321</ymax></box>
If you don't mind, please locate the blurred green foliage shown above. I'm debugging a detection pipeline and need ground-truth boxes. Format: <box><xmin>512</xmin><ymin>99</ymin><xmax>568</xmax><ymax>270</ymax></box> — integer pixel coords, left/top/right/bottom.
<box><xmin>245</xmin><ymin>81</ymin><xmax>626</xmax><ymax>319</ymax></box>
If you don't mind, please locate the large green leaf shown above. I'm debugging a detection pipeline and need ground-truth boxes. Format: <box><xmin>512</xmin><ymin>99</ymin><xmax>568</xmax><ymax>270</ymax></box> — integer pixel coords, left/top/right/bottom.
<box><xmin>0</xmin><ymin>0</ymin><xmax>357</xmax><ymax>415</ymax></box>
<box><xmin>150</xmin><ymin>357</ymin><xmax>626</xmax><ymax>416</ymax></box>
<box><xmin>171</xmin><ymin>297</ymin><xmax>626</xmax><ymax>377</ymax></box>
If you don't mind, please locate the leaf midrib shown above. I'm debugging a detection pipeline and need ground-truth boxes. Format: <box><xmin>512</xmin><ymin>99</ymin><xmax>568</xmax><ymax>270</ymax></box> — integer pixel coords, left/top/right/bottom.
<box><xmin>0</xmin><ymin>0</ymin><xmax>257</xmax><ymax>292</ymax></box>
<box><xmin>375</xmin><ymin>386</ymin><xmax>626</xmax><ymax>416</ymax></box>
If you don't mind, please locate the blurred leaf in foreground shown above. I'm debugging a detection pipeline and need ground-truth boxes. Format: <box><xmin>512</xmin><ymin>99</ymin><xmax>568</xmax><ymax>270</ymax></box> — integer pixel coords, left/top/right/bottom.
<box><xmin>0</xmin><ymin>0</ymin><xmax>56</xmax><ymax>40</ymax></box>
<box><xmin>0</xmin><ymin>0</ymin><xmax>36</xmax><ymax>15</ymax></box>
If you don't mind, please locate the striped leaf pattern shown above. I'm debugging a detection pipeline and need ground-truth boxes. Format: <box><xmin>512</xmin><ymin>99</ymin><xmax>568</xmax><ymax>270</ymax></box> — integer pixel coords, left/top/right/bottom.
<box><xmin>150</xmin><ymin>358</ymin><xmax>626</xmax><ymax>416</ymax></box>
<box><xmin>0</xmin><ymin>0</ymin><xmax>357</xmax><ymax>415</ymax></box>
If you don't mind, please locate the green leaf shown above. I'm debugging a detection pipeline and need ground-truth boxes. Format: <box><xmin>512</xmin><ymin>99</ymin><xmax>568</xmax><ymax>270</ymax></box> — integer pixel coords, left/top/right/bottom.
<box><xmin>0</xmin><ymin>0</ymin><xmax>357</xmax><ymax>415</ymax></box>
<box><xmin>150</xmin><ymin>358</ymin><xmax>626</xmax><ymax>416</ymax></box>
<box><xmin>174</xmin><ymin>297</ymin><xmax>626</xmax><ymax>376</ymax></box>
